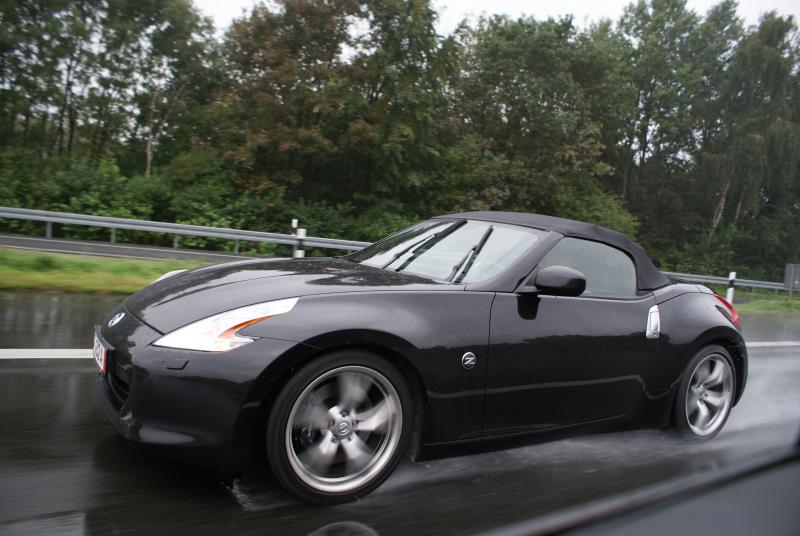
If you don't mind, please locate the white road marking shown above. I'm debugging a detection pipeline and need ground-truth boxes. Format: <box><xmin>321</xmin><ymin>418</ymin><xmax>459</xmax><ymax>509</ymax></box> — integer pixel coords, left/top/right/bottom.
<box><xmin>0</xmin><ymin>349</ymin><xmax>92</xmax><ymax>359</ymax></box>
<box><xmin>0</xmin><ymin>341</ymin><xmax>799</xmax><ymax>359</ymax></box>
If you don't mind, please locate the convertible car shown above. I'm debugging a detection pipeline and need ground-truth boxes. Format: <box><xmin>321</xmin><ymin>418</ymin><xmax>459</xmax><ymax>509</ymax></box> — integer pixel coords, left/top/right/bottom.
<box><xmin>94</xmin><ymin>211</ymin><xmax>746</xmax><ymax>503</ymax></box>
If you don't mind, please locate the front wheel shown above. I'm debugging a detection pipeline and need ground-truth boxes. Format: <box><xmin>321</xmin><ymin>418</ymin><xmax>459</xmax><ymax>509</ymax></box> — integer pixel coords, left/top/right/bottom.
<box><xmin>266</xmin><ymin>350</ymin><xmax>412</xmax><ymax>503</ymax></box>
<box><xmin>674</xmin><ymin>345</ymin><xmax>736</xmax><ymax>439</ymax></box>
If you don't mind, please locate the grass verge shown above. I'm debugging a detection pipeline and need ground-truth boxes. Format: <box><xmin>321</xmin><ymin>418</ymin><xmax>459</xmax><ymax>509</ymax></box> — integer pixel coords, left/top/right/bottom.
<box><xmin>735</xmin><ymin>299</ymin><xmax>800</xmax><ymax>314</ymax></box>
<box><xmin>702</xmin><ymin>283</ymin><xmax>800</xmax><ymax>314</ymax></box>
<box><xmin>0</xmin><ymin>247</ymin><xmax>209</xmax><ymax>293</ymax></box>
<box><xmin>3</xmin><ymin>247</ymin><xmax>800</xmax><ymax>311</ymax></box>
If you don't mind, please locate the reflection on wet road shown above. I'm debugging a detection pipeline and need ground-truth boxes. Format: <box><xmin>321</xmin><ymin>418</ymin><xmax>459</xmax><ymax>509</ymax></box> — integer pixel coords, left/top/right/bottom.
<box><xmin>0</xmin><ymin>293</ymin><xmax>125</xmax><ymax>349</ymax></box>
<box><xmin>0</xmin><ymin>342</ymin><xmax>798</xmax><ymax>535</ymax></box>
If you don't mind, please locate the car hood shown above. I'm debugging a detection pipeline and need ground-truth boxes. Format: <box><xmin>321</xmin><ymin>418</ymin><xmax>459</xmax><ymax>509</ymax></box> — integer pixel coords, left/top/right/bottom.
<box><xmin>126</xmin><ymin>257</ymin><xmax>455</xmax><ymax>333</ymax></box>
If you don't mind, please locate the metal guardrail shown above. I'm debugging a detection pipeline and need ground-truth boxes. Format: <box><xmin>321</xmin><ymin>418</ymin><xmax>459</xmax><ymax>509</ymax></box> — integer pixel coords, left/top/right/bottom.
<box><xmin>0</xmin><ymin>207</ymin><xmax>370</xmax><ymax>253</ymax></box>
<box><xmin>0</xmin><ymin>206</ymin><xmax>790</xmax><ymax>293</ymax></box>
<box><xmin>662</xmin><ymin>271</ymin><xmax>785</xmax><ymax>291</ymax></box>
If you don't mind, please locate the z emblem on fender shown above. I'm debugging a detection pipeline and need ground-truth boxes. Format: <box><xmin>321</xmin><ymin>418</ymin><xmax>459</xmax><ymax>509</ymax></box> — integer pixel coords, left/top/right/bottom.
<box><xmin>462</xmin><ymin>352</ymin><xmax>477</xmax><ymax>370</ymax></box>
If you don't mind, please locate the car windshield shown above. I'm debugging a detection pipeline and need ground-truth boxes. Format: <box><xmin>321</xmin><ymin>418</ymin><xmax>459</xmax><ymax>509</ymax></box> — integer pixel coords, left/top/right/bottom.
<box><xmin>349</xmin><ymin>219</ymin><xmax>544</xmax><ymax>283</ymax></box>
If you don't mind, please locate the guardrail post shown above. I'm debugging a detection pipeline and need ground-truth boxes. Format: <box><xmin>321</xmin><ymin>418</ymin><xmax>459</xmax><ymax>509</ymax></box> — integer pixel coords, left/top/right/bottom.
<box><xmin>173</xmin><ymin>235</ymin><xmax>179</xmax><ymax>249</ymax></box>
<box><xmin>726</xmin><ymin>271</ymin><xmax>736</xmax><ymax>304</ymax></box>
<box><xmin>291</xmin><ymin>218</ymin><xmax>299</xmax><ymax>257</ymax></box>
<box><xmin>294</xmin><ymin>228</ymin><xmax>306</xmax><ymax>258</ymax></box>
<box><xmin>45</xmin><ymin>221</ymin><xmax>52</xmax><ymax>239</ymax></box>
<box><xmin>110</xmin><ymin>228</ymin><xmax>116</xmax><ymax>244</ymax></box>
<box><xmin>234</xmin><ymin>239</ymin><xmax>240</xmax><ymax>254</ymax></box>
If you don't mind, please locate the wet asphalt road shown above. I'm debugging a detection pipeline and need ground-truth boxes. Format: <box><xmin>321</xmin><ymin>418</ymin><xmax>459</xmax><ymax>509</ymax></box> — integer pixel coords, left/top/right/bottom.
<box><xmin>0</xmin><ymin>344</ymin><xmax>797</xmax><ymax>535</ymax></box>
<box><xmin>1</xmin><ymin>292</ymin><xmax>799</xmax><ymax>535</ymax></box>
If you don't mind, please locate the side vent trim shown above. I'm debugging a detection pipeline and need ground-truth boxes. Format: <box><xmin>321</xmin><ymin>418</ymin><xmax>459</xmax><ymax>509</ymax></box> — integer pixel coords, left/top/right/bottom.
<box><xmin>646</xmin><ymin>305</ymin><xmax>661</xmax><ymax>339</ymax></box>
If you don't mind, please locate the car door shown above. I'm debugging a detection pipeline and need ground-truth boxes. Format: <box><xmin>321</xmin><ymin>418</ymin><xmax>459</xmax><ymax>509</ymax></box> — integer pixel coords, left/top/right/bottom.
<box><xmin>483</xmin><ymin>237</ymin><xmax>658</xmax><ymax>436</ymax></box>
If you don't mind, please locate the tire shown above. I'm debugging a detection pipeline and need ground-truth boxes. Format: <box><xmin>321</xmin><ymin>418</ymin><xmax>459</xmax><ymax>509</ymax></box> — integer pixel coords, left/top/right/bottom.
<box><xmin>266</xmin><ymin>350</ymin><xmax>413</xmax><ymax>504</ymax></box>
<box><xmin>674</xmin><ymin>344</ymin><xmax>736</xmax><ymax>439</ymax></box>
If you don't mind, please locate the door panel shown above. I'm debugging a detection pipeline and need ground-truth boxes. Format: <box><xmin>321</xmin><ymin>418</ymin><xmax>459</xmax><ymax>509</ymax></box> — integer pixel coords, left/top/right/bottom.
<box><xmin>484</xmin><ymin>293</ymin><xmax>657</xmax><ymax>435</ymax></box>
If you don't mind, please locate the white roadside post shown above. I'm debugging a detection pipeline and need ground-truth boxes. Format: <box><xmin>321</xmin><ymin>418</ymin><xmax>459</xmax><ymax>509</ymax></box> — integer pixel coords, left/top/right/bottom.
<box><xmin>726</xmin><ymin>271</ymin><xmax>736</xmax><ymax>304</ymax></box>
<box><xmin>291</xmin><ymin>218</ymin><xmax>299</xmax><ymax>257</ymax></box>
<box><xmin>294</xmin><ymin>228</ymin><xmax>306</xmax><ymax>258</ymax></box>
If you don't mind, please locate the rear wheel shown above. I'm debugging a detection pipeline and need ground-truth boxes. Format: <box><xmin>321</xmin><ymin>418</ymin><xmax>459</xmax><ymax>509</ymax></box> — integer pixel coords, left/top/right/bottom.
<box><xmin>266</xmin><ymin>350</ymin><xmax>412</xmax><ymax>503</ymax></box>
<box><xmin>674</xmin><ymin>345</ymin><xmax>735</xmax><ymax>439</ymax></box>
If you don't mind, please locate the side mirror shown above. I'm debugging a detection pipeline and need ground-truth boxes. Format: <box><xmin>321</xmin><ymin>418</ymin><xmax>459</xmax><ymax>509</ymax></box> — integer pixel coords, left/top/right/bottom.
<box><xmin>523</xmin><ymin>265</ymin><xmax>586</xmax><ymax>297</ymax></box>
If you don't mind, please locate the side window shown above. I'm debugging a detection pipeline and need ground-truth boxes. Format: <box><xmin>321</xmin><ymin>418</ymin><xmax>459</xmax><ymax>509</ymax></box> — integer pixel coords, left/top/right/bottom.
<box><xmin>539</xmin><ymin>237</ymin><xmax>637</xmax><ymax>298</ymax></box>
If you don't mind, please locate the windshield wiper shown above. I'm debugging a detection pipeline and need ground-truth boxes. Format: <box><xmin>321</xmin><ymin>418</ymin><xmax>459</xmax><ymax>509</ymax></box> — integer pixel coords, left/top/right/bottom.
<box><xmin>448</xmin><ymin>225</ymin><xmax>494</xmax><ymax>283</ymax></box>
<box><xmin>391</xmin><ymin>220</ymin><xmax>467</xmax><ymax>273</ymax></box>
<box><xmin>381</xmin><ymin>232</ymin><xmax>442</xmax><ymax>270</ymax></box>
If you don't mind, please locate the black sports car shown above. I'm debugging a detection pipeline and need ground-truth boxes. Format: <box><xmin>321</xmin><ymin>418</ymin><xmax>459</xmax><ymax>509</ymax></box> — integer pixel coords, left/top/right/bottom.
<box><xmin>95</xmin><ymin>211</ymin><xmax>747</xmax><ymax>503</ymax></box>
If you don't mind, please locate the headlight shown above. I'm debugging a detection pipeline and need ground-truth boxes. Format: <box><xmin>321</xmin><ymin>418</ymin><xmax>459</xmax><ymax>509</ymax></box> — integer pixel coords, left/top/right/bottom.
<box><xmin>153</xmin><ymin>269</ymin><xmax>186</xmax><ymax>283</ymax></box>
<box><xmin>152</xmin><ymin>297</ymin><xmax>298</xmax><ymax>352</ymax></box>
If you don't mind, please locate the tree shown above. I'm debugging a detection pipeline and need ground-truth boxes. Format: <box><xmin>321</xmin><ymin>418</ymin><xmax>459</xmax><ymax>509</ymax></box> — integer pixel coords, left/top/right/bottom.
<box><xmin>1</xmin><ymin>0</ymin><xmax>797</xmax><ymax>277</ymax></box>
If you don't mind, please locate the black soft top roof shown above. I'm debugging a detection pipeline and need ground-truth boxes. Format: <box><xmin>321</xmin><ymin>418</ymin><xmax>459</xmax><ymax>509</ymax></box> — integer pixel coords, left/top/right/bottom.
<box><xmin>436</xmin><ymin>211</ymin><xmax>669</xmax><ymax>290</ymax></box>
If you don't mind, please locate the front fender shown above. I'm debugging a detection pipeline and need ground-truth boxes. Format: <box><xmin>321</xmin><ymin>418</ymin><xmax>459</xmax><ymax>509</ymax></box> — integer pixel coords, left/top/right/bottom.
<box><xmin>237</xmin><ymin>291</ymin><xmax>495</xmax><ymax>444</ymax></box>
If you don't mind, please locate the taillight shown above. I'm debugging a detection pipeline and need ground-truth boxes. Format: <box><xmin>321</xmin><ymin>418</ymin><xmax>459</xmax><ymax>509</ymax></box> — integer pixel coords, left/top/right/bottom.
<box><xmin>714</xmin><ymin>294</ymin><xmax>740</xmax><ymax>328</ymax></box>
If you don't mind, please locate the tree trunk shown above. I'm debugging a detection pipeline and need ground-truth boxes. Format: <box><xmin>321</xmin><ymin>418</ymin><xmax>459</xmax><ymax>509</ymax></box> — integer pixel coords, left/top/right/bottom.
<box><xmin>56</xmin><ymin>50</ymin><xmax>80</xmax><ymax>155</ymax></box>
<box><xmin>145</xmin><ymin>84</ymin><xmax>183</xmax><ymax>177</ymax></box>
<box><xmin>89</xmin><ymin>88</ymin><xmax>110</xmax><ymax>164</ymax></box>
<box><xmin>67</xmin><ymin>106</ymin><xmax>77</xmax><ymax>154</ymax></box>
<box><xmin>620</xmin><ymin>137</ymin><xmax>634</xmax><ymax>200</ymax></box>
<box><xmin>710</xmin><ymin>179</ymin><xmax>730</xmax><ymax>235</ymax></box>
<box><xmin>92</xmin><ymin>101</ymin><xmax>114</xmax><ymax>164</ymax></box>
<box><xmin>733</xmin><ymin>188</ymin><xmax>745</xmax><ymax>224</ymax></box>
<box><xmin>40</xmin><ymin>112</ymin><xmax>49</xmax><ymax>157</ymax></box>
<box><xmin>145</xmin><ymin>93</ymin><xmax>156</xmax><ymax>177</ymax></box>
<box><xmin>95</xmin><ymin>124</ymin><xmax>111</xmax><ymax>163</ymax></box>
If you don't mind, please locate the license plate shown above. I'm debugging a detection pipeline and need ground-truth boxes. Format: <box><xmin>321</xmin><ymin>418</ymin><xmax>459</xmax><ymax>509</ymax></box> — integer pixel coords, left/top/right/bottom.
<box><xmin>93</xmin><ymin>334</ymin><xmax>107</xmax><ymax>374</ymax></box>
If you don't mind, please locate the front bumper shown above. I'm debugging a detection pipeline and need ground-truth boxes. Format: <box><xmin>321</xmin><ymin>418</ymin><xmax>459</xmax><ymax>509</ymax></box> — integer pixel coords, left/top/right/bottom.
<box><xmin>97</xmin><ymin>304</ymin><xmax>302</xmax><ymax>474</ymax></box>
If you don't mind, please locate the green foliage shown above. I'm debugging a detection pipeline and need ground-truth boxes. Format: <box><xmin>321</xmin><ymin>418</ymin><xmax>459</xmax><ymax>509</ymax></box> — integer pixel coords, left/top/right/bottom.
<box><xmin>1</xmin><ymin>0</ymin><xmax>798</xmax><ymax>280</ymax></box>
<box><xmin>736</xmin><ymin>298</ymin><xmax>800</xmax><ymax>314</ymax></box>
<box><xmin>0</xmin><ymin>247</ymin><xmax>208</xmax><ymax>293</ymax></box>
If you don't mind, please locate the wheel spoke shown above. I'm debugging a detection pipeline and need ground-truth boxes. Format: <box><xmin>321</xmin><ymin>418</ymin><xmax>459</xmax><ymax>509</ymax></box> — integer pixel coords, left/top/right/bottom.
<box><xmin>341</xmin><ymin>433</ymin><xmax>373</xmax><ymax>472</ymax></box>
<box><xmin>298</xmin><ymin>430</ymin><xmax>339</xmax><ymax>474</ymax></box>
<box><xmin>704</xmin><ymin>392</ymin><xmax>726</xmax><ymax>409</ymax></box>
<box><xmin>294</xmin><ymin>397</ymin><xmax>331</xmax><ymax>431</ymax></box>
<box><xmin>705</xmin><ymin>360</ymin><xmax>725</xmax><ymax>387</ymax></box>
<box><xmin>697</xmin><ymin>360</ymin><xmax>712</xmax><ymax>383</ymax></box>
<box><xmin>354</xmin><ymin>400</ymin><xmax>393</xmax><ymax>433</ymax></box>
<box><xmin>338</xmin><ymin>372</ymin><xmax>370</xmax><ymax>411</ymax></box>
<box><xmin>694</xmin><ymin>400</ymin><xmax>711</xmax><ymax>428</ymax></box>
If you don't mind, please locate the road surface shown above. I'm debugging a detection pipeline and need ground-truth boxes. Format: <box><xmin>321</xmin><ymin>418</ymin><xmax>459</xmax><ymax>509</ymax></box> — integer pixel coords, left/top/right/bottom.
<box><xmin>0</xmin><ymin>342</ymin><xmax>798</xmax><ymax>535</ymax></box>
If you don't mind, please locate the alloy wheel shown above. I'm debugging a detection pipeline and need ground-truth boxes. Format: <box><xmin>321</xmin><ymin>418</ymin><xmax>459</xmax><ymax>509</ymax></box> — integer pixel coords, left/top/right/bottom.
<box><xmin>285</xmin><ymin>365</ymin><xmax>402</xmax><ymax>494</ymax></box>
<box><xmin>685</xmin><ymin>353</ymin><xmax>734</xmax><ymax>436</ymax></box>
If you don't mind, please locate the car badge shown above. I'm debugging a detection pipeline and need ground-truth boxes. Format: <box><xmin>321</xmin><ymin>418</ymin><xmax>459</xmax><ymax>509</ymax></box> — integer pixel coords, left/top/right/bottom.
<box><xmin>108</xmin><ymin>312</ymin><xmax>125</xmax><ymax>328</ymax></box>
<box><xmin>461</xmin><ymin>352</ymin><xmax>477</xmax><ymax>370</ymax></box>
